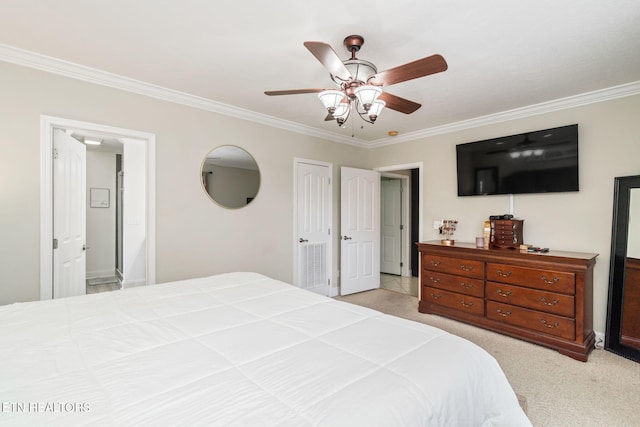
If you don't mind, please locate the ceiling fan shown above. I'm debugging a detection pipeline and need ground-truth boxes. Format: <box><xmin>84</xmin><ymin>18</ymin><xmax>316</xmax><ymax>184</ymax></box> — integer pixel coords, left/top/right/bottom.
<box><xmin>265</xmin><ymin>35</ymin><xmax>448</xmax><ymax>127</ymax></box>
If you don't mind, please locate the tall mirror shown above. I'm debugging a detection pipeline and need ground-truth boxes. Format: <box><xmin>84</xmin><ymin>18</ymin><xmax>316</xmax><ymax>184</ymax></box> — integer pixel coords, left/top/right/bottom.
<box><xmin>201</xmin><ymin>145</ymin><xmax>260</xmax><ymax>209</ymax></box>
<box><xmin>606</xmin><ymin>175</ymin><xmax>640</xmax><ymax>362</ymax></box>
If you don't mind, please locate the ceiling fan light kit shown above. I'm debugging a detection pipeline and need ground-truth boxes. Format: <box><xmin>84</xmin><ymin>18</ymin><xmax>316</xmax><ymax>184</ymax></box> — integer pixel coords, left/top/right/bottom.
<box><xmin>265</xmin><ymin>34</ymin><xmax>448</xmax><ymax>129</ymax></box>
<box><xmin>332</xmin><ymin>102</ymin><xmax>351</xmax><ymax>125</ymax></box>
<box><xmin>353</xmin><ymin>85</ymin><xmax>382</xmax><ymax>110</ymax></box>
<box><xmin>317</xmin><ymin>90</ymin><xmax>345</xmax><ymax>114</ymax></box>
<box><xmin>366</xmin><ymin>99</ymin><xmax>385</xmax><ymax>123</ymax></box>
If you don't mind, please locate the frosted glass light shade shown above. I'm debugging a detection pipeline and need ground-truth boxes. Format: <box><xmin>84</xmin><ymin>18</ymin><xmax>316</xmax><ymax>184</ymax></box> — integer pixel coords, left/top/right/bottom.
<box><xmin>367</xmin><ymin>100</ymin><xmax>385</xmax><ymax>117</ymax></box>
<box><xmin>333</xmin><ymin>102</ymin><xmax>350</xmax><ymax>118</ymax></box>
<box><xmin>317</xmin><ymin>90</ymin><xmax>344</xmax><ymax>112</ymax></box>
<box><xmin>333</xmin><ymin>102</ymin><xmax>350</xmax><ymax>124</ymax></box>
<box><xmin>354</xmin><ymin>85</ymin><xmax>382</xmax><ymax>110</ymax></box>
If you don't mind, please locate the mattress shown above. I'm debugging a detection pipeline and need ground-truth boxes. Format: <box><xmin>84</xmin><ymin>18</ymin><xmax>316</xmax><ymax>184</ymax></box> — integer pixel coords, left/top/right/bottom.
<box><xmin>0</xmin><ymin>272</ymin><xmax>530</xmax><ymax>426</ymax></box>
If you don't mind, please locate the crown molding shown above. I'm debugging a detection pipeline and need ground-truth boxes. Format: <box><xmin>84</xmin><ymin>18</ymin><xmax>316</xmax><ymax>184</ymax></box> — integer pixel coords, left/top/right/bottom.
<box><xmin>367</xmin><ymin>80</ymin><xmax>640</xmax><ymax>148</ymax></box>
<box><xmin>1</xmin><ymin>43</ymin><xmax>638</xmax><ymax>149</ymax></box>
<box><xmin>0</xmin><ymin>43</ymin><xmax>370</xmax><ymax>147</ymax></box>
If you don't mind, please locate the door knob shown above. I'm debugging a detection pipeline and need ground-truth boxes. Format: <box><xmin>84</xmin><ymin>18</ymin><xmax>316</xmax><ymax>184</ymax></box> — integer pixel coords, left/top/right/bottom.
<box><xmin>342</xmin><ymin>236</ymin><xmax>352</xmax><ymax>240</ymax></box>
<box><xmin>82</xmin><ymin>245</ymin><xmax>90</xmax><ymax>251</ymax></box>
<box><xmin>299</xmin><ymin>238</ymin><xmax>308</xmax><ymax>243</ymax></box>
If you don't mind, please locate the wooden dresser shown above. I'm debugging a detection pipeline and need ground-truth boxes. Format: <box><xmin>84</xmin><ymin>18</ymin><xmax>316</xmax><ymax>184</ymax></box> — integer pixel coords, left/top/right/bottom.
<box><xmin>417</xmin><ymin>241</ymin><xmax>598</xmax><ymax>361</ymax></box>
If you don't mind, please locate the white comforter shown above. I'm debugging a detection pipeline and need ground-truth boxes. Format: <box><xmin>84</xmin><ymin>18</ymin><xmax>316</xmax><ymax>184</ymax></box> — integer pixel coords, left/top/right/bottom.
<box><xmin>0</xmin><ymin>272</ymin><xmax>530</xmax><ymax>426</ymax></box>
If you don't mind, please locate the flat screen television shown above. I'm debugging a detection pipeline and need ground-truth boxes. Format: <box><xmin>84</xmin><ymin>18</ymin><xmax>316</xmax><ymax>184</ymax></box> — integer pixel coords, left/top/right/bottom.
<box><xmin>456</xmin><ymin>124</ymin><xmax>579</xmax><ymax>196</ymax></box>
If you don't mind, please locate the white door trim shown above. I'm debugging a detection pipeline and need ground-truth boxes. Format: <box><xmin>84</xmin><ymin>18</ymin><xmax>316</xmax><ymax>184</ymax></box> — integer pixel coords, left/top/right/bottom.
<box><xmin>293</xmin><ymin>158</ymin><xmax>334</xmax><ymax>296</ymax></box>
<box><xmin>375</xmin><ymin>162</ymin><xmax>423</xmax><ymax>241</ymax></box>
<box><xmin>40</xmin><ymin>115</ymin><xmax>156</xmax><ymax>300</ymax></box>
<box><xmin>380</xmin><ymin>172</ymin><xmax>410</xmax><ymax>276</ymax></box>
<box><xmin>375</xmin><ymin>162</ymin><xmax>424</xmax><ymax>277</ymax></box>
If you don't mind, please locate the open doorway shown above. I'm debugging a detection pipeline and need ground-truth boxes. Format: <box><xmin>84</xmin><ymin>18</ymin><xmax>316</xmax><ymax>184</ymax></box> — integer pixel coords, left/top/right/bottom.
<box><xmin>40</xmin><ymin>116</ymin><xmax>156</xmax><ymax>300</ymax></box>
<box><xmin>376</xmin><ymin>163</ymin><xmax>422</xmax><ymax>297</ymax></box>
<box><xmin>83</xmin><ymin>139</ymin><xmax>123</xmax><ymax>294</ymax></box>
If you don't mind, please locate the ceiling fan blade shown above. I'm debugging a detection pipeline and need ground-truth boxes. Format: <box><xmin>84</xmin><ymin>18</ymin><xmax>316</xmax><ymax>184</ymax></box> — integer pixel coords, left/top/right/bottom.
<box><xmin>264</xmin><ymin>89</ymin><xmax>325</xmax><ymax>96</ymax></box>
<box><xmin>370</xmin><ymin>54</ymin><xmax>448</xmax><ymax>87</ymax></box>
<box><xmin>303</xmin><ymin>41</ymin><xmax>352</xmax><ymax>81</ymax></box>
<box><xmin>378</xmin><ymin>92</ymin><xmax>421</xmax><ymax>114</ymax></box>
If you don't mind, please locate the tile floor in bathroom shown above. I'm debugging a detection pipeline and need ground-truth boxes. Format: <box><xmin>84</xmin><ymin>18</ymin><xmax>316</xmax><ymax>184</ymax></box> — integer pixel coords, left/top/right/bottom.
<box><xmin>86</xmin><ymin>277</ymin><xmax>121</xmax><ymax>294</ymax></box>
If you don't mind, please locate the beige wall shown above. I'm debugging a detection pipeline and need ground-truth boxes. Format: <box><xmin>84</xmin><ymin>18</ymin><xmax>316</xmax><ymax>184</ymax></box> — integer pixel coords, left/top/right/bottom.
<box><xmin>2</xmin><ymin>58</ymin><xmax>639</xmax><ymax>334</ymax></box>
<box><xmin>366</xmin><ymin>94</ymin><xmax>640</xmax><ymax>333</ymax></box>
<box><xmin>0</xmin><ymin>60</ymin><xmax>365</xmax><ymax>304</ymax></box>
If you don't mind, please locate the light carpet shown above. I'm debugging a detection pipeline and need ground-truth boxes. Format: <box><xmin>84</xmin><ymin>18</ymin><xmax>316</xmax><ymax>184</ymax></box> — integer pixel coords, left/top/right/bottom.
<box><xmin>336</xmin><ymin>289</ymin><xmax>640</xmax><ymax>427</ymax></box>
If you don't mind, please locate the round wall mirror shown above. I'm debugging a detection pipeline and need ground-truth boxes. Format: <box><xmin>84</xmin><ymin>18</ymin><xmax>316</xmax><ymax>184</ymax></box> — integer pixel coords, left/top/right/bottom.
<box><xmin>201</xmin><ymin>145</ymin><xmax>260</xmax><ymax>209</ymax></box>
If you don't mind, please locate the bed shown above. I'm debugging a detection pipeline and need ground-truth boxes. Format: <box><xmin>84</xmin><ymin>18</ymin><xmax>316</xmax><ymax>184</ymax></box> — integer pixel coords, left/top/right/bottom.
<box><xmin>0</xmin><ymin>272</ymin><xmax>530</xmax><ymax>426</ymax></box>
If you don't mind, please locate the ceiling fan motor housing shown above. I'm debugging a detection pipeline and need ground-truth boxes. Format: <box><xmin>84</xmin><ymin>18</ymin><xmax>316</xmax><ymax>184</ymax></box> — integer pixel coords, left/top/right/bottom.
<box><xmin>343</xmin><ymin>35</ymin><xmax>365</xmax><ymax>53</ymax></box>
<box><xmin>342</xmin><ymin>59</ymin><xmax>377</xmax><ymax>84</ymax></box>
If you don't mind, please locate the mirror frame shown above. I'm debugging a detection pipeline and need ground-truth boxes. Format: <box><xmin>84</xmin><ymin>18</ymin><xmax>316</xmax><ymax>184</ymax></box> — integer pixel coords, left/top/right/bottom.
<box><xmin>200</xmin><ymin>145</ymin><xmax>260</xmax><ymax>209</ymax></box>
<box><xmin>605</xmin><ymin>175</ymin><xmax>640</xmax><ymax>362</ymax></box>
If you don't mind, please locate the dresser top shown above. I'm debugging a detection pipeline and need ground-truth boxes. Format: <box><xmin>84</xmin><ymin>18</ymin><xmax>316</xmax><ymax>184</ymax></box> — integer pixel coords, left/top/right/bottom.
<box><xmin>417</xmin><ymin>240</ymin><xmax>598</xmax><ymax>263</ymax></box>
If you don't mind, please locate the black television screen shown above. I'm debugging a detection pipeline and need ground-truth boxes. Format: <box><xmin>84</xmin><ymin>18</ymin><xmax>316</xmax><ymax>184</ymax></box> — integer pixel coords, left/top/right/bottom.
<box><xmin>456</xmin><ymin>124</ymin><xmax>579</xmax><ymax>196</ymax></box>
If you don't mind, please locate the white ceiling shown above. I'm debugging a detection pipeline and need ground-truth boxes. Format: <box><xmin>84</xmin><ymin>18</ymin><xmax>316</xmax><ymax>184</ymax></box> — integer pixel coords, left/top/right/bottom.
<box><xmin>1</xmin><ymin>1</ymin><xmax>639</xmax><ymax>146</ymax></box>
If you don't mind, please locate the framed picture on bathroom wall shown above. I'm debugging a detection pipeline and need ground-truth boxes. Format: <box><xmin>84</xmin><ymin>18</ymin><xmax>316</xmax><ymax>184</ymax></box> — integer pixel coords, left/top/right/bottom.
<box><xmin>90</xmin><ymin>188</ymin><xmax>110</xmax><ymax>208</ymax></box>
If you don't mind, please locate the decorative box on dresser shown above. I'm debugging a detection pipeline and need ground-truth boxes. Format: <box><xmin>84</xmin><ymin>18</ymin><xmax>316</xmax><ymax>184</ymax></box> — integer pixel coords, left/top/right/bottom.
<box><xmin>490</xmin><ymin>219</ymin><xmax>524</xmax><ymax>249</ymax></box>
<box><xmin>417</xmin><ymin>241</ymin><xmax>598</xmax><ymax>361</ymax></box>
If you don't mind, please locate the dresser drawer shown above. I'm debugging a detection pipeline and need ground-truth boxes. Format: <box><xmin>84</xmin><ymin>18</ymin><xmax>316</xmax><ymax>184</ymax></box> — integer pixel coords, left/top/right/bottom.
<box><xmin>423</xmin><ymin>271</ymin><xmax>484</xmax><ymax>298</ymax></box>
<box><xmin>422</xmin><ymin>254</ymin><xmax>484</xmax><ymax>279</ymax></box>
<box><xmin>486</xmin><ymin>282</ymin><xmax>575</xmax><ymax>317</ymax></box>
<box><xmin>423</xmin><ymin>286</ymin><xmax>484</xmax><ymax>316</ymax></box>
<box><xmin>487</xmin><ymin>301</ymin><xmax>575</xmax><ymax>340</ymax></box>
<box><xmin>493</xmin><ymin>237</ymin><xmax>520</xmax><ymax>245</ymax></box>
<box><xmin>494</xmin><ymin>228</ymin><xmax>516</xmax><ymax>236</ymax></box>
<box><xmin>486</xmin><ymin>263</ymin><xmax>575</xmax><ymax>294</ymax></box>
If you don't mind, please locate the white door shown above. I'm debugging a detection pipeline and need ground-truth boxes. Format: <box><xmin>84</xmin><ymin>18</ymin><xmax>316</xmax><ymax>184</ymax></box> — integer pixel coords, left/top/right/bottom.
<box><xmin>381</xmin><ymin>177</ymin><xmax>402</xmax><ymax>275</ymax></box>
<box><xmin>340</xmin><ymin>167</ymin><xmax>380</xmax><ymax>295</ymax></box>
<box><xmin>294</xmin><ymin>160</ymin><xmax>332</xmax><ymax>296</ymax></box>
<box><xmin>53</xmin><ymin>129</ymin><xmax>87</xmax><ymax>298</ymax></box>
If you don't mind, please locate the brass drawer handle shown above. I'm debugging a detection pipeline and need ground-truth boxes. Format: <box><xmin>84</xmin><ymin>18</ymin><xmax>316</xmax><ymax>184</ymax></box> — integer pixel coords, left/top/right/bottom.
<box><xmin>540</xmin><ymin>297</ymin><xmax>559</xmax><ymax>306</ymax></box>
<box><xmin>496</xmin><ymin>289</ymin><xmax>512</xmax><ymax>297</ymax></box>
<box><xmin>496</xmin><ymin>269</ymin><xmax>512</xmax><ymax>277</ymax></box>
<box><xmin>429</xmin><ymin>292</ymin><xmax>442</xmax><ymax>300</ymax></box>
<box><xmin>460</xmin><ymin>282</ymin><xmax>474</xmax><ymax>289</ymax></box>
<box><xmin>540</xmin><ymin>275</ymin><xmax>559</xmax><ymax>285</ymax></box>
<box><xmin>430</xmin><ymin>260</ymin><xmax>442</xmax><ymax>267</ymax></box>
<box><xmin>460</xmin><ymin>264</ymin><xmax>474</xmax><ymax>272</ymax></box>
<box><xmin>429</xmin><ymin>276</ymin><xmax>441</xmax><ymax>283</ymax></box>
<box><xmin>460</xmin><ymin>299</ymin><xmax>474</xmax><ymax>308</ymax></box>
<box><xmin>496</xmin><ymin>309</ymin><xmax>512</xmax><ymax>317</ymax></box>
<box><xmin>541</xmin><ymin>319</ymin><xmax>559</xmax><ymax>329</ymax></box>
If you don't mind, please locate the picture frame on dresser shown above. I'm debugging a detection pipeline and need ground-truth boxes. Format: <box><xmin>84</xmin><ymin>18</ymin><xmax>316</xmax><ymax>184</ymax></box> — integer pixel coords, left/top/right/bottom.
<box><xmin>605</xmin><ymin>175</ymin><xmax>640</xmax><ymax>363</ymax></box>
